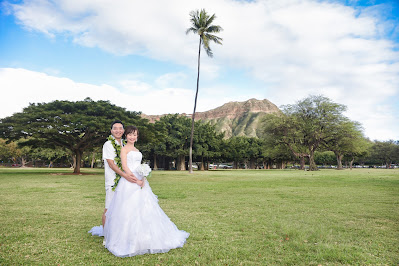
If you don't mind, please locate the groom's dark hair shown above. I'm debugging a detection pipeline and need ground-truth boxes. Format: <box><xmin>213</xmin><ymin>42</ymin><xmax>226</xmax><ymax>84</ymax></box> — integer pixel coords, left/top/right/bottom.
<box><xmin>111</xmin><ymin>120</ymin><xmax>124</xmax><ymax>129</ymax></box>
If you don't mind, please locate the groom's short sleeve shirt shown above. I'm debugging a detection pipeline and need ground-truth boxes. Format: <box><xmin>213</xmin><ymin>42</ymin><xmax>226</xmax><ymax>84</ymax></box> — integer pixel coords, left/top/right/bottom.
<box><xmin>103</xmin><ymin>140</ymin><xmax>119</xmax><ymax>188</ymax></box>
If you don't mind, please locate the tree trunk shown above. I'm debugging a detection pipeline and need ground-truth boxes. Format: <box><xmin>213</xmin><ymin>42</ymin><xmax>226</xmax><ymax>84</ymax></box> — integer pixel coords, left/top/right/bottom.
<box><xmin>73</xmin><ymin>150</ymin><xmax>82</xmax><ymax>174</ymax></box>
<box><xmin>308</xmin><ymin>150</ymin><xmax>318</xmax><ymax>171</ymax></box>
<box><xmin>233</xmin><ymin>161</ymin><xmax>238</xmax><ymax>169</ymax></box>
<box><xmin>199</xmin><ymin>157</ymin><xmax>205</xmax><ymax>171</ymax></box>
<box><xmin>90</xmin><ymin>152</ymin><xmax>96</xmax><ymax>168</ymax></box>
<box><xmin>335</xmin><ymin>152</ymin><xmax>343</xmax><ymax>170</ymax></box>
<box><xmin>21</xmin><ymin>156</ymin><xmax>27</xmax><ymax>167</ymax></box>
<box><xmin>249</xmin><ymin>159</ymin><xmax>256</xmax><ymax>169</ymax></box>
<box><xmin>299</xmin><ymin>156</ymin><xmax>305</xmax><ymax>170</ymax></box>
<box><xmin>153</xmin><ymin>154</ymin><xmax>158</xmax><ymax>170</ymax></box>
<box><xmin>189</xmin><ymin>37</ymin><xmax>202</xmax><ymax>174</ymax></box>
<box><xmin>349</xmin><ymin>156</ymin><xmax>354</xmax><ymax>170</ymax></box>
<box><xmin>276</xmin><ymin>161</ymin><xmax>286</xmax><ymax>169</ymax></box>
<box><xmin>177</xmin><ymin>155</ymin><xmax>186</xmax><ymax>171</ymax></box>
<box><xmin>71</xmin><ymin>155</ymin><xmax>76</xmax><ymax>169</ymax></box>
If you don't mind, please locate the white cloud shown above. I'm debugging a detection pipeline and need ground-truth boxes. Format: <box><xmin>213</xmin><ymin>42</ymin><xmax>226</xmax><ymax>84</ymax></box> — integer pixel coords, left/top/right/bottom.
<box><xmin>155</xmin><ymin>72</ymin><xmax>187</xmax><ymax>88</ymax></box>
<box><xmin>1</xmin><ymin>67</ymin><xmax>398</xmax><ymax>140</ymax></box>
<box><xmin>119</xmin><ymin>79</ymin><xmax>151</xmax><ymax>93</ymax></box>
<box><xmin>3</xmin><ymin>0</ymin><xmax>399</xmax><ymax>140</ymax></box>
<box><xmin>0</xmin><ymin>68</ymin><xmax>196</xmax><ymax>116</ymax></box>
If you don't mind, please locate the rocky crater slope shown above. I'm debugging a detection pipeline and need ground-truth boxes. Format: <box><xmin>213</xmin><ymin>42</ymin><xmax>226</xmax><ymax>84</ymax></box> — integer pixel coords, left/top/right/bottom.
<box><xmin>142</xmin><ymin>98</ymin><xmax>280</xmax><ymax>138</ymax></box>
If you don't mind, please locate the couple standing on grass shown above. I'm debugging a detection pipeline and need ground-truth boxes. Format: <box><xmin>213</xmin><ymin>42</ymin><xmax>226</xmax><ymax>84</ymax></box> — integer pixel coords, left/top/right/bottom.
<box><xmin>89</xmin><ymin>120</ymin><xmax>189</xmax><ymax>257</ymax></box>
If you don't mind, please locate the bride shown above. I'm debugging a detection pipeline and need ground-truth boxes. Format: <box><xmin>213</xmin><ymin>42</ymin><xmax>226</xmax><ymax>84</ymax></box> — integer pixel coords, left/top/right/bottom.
<box><xmin>103</xmin><ymin>125</ymin><xmax>189</xmax><ymax>257</ymax></box>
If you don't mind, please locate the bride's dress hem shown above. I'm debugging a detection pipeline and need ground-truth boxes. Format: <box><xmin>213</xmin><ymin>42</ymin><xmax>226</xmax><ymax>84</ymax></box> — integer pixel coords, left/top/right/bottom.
<box><xmin>106</xmin><ymin>237</ymin><xmax>189</xmax><ymax>257</ymax></box>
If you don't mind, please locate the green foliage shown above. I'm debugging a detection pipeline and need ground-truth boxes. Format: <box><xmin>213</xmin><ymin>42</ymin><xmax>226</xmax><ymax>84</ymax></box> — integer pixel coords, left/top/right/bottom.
<box><xmin>107</xmin><ymin>135</ymin><xmax>126</xmax><ymax>191</ymax></box>
<box><xmin>369</xmin><ymin>140</ymin><xmax>399</xmax><ymax>167</ymax></box>
<box><xmin>0</xmin><ymin>139</ymin><xmax>20</xmax><ymax>163</ymax></box>
<box><xmin>262</xmin><ymin>95</ymin><xmax>352</xmax><ymax>171</ymax></box>
<box><xmin>186</xmin><ymin>9</ymin><xmax>223</xmax><ymax>57</ymax></box>
<box><xmin>193</xmin><ymin>120</ymin><xmax>224</xmax><ymax>162</ymax></box>
<box><xmin>1</xmin><ymin>97</ymin><xmax>396</xmax><ymax>171</ymax></box>
<box><xmin>155</xmin><ymin>114</ymin><xmax>191</xmax><ymax>159</ymax></box>
<box><xmin>205</xmin><ymin>112</ymin><xmax>269</xmax><ymax>138</ymax></box>
<box><xmin>150</xmin><ymin>115</ymin><xmax>225</xmax><ymax>170</ymax></box>
<box><xmin>0</xmin><ymin>98</ymin><xmax>147</xmax><ymax>173</ymax></box>
<box><xmin>31</xmin><ymin>147</ymin><xmax>68</xmax><ymax>162</ymax></box>
<box><xmin>314</xmin><ymin>151</ymin><xmax>336</xmax><ymax>165</ymax></box>
<box><xmin>321</xmin><ymin>119</ymin><xmax>369</xmax><ymax>169</ymax></box>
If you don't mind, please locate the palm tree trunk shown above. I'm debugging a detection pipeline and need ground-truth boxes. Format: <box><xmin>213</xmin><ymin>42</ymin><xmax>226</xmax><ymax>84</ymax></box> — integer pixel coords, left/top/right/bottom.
<box><xmin>189</xmin><ymin>37</ymin><xmax>202</xmax><ymax>173</ymax></box>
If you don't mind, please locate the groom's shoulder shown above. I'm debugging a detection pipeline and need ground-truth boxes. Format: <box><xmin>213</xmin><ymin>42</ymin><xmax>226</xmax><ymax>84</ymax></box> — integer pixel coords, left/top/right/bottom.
<box><xmin>103</xmin><ymin>140</ymin><xmax>113</xmax><ymax>149</ymax></box>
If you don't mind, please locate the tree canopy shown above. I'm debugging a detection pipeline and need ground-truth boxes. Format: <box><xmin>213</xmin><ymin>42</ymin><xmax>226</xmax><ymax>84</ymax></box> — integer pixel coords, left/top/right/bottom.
<box><xmin>262</xmin><ymin>95</ymin><xmax>366</xmax><ymax>171</ymax></box>
<box><xmin>1</xmin><ymin>97</ymin><xmax>396</xmax><ymax>171</ymax></box>
<box><xmin>0</xmin><ymin>98</ymin><xmax>147</xmax><ymax>173</ymax></box>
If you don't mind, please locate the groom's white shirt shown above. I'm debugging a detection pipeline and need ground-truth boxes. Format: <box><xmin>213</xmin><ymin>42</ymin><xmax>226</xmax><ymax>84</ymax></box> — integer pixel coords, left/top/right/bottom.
<box><xmin>102</xmin><ymin>137</ymin><xmax>122</xmax><ymax>189</ymax></box>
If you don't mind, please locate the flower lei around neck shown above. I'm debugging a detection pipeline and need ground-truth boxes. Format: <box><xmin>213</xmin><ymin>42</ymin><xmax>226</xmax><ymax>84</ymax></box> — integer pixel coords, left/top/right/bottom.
<box><xmin>108</xmin><ymin>135</ymin><xmax>127</xmax><ymax>191</ymax></box>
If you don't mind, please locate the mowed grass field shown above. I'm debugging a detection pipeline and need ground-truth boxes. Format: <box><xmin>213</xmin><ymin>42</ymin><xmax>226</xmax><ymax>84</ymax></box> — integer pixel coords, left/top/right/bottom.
<box><xmin>0</xmin><ymin>168</ymin><xmax>398</xmax><ymax>265</ymax></box>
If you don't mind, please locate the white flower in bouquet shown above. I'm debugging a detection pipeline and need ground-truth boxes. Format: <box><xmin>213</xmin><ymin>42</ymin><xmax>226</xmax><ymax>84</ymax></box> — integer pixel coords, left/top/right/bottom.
<box><xmin>136</xmin><ymin>163</ymin><xmax>152</xmax><ymax>178</ymax></box>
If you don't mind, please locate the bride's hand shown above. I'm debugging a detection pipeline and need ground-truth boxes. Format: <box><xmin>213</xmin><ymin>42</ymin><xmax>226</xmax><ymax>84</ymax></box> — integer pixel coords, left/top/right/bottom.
<box><xmin>123</xmin><ymin>173</ymin><xmax>138</xmax><ymax>183</ymax></box>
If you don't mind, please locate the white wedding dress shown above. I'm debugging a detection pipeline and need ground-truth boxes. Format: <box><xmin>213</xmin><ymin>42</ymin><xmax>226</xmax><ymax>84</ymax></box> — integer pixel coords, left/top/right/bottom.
<box><xmin>103</xmin><ymin>151</ymin><xmax>189</xmax><ymax>257</ymax></box>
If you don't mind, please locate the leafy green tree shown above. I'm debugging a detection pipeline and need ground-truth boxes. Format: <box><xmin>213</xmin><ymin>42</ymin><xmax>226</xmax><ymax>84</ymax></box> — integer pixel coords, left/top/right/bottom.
<box><xmin>186</xmin><ymin>9</ymin><xmax>223</xmax><ymax>173</ymax></box>
<box><xmin>0</xmin><ymin>98</ymin><xmax>148</xmax><ymax>173</ymax></box>
<box><xmin>370</xmin><ymin>140</ymin><xmax>399</xmax><ymax>168</ymax></box>
<box><xmin>262</xmin><ymin>112</ymin><xmax>308</xmax><ymax>170</ymax></box>
<box><xmin>151</xmin><ymin>115</ymin><xmax>224</xmax><ymax>171</ymax></box>
<box><xmin>245</xmin><ymin>137</ymin><xmax>262</xmax><ymax>169</ymax></box>
<box><xmin>0</xmin><ymin>139</ymin><xmax>8</xmax><ymax>162</ymax></box>
<box><xmin>15</xmin><ymin>139</ymin><xmax>33</xmax><ymax>167</ymax></box>
<box><xmin>225</xmin><ymin>136</ymin><xmax>251</xmax><ymax>169</ymax></box>
<box><xmin>263</xmin><ymin>95</ymin><xmax>348</xmax><ymax>171</ymax></box>
<box><xmin>193</xmin><ymin>120</ymin><xmax>224</xmax><ymax>170</ymax></box>
<box><xmin>322</xmin><ymin>119</ymin><xmax>367</xmax><ymax>170</ymax></box>
<box><xmin>285</xmin><ymin>96</ymin><xmax>347</xmax><ymax>170</ymax></box>
<box><xmin>0</xmin><ymin>139</ymin><xmax>20</xmax><ymax>164</ymax></box>
<box><xmin>261</xmin><ymin>136</ymin><xmax>295</xmax><ymax>169</ymax></box>
<box><xmin>314</xmin><ymin>151</ymin><xmax>336</xmax><ymax>166</ymax></box>
<box><xmin>31</xmin><ymin>146</ymin><xmax>70</xmax><ymax>167</ymax></box>
<box><xmin>153</xmin><ymin>114</ymin><xmax>191</xmax><ymax>170</ymax></box>
<box><xmin>0</xmin><ymin>138</ymin><xmax>32</xmax><ymax>166</ymax></box>
<box><xmin>137</xmin><ymin>121</ymin><xmax>167</xmax><ymax>170</ymax></box>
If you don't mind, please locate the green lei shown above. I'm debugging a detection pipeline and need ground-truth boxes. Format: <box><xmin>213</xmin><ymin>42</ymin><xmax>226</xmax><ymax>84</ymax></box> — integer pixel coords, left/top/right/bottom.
<box><xmin>108</xmin><ymin>135</ymin><xmax>127</xmax><ymax>191</ymax></box>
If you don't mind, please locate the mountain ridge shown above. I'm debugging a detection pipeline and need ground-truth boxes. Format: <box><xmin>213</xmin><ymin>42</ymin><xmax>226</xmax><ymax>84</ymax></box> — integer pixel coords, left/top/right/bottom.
<box><xmin>141</xmin><ymin>98</ymin><xmax>280</xmax><ymax>138</ymax></box>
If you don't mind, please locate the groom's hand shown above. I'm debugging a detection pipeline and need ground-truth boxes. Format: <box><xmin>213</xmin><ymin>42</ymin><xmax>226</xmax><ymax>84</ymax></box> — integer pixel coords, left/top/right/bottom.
<box><xmin>123</xmin><ymin>173</ymin><xmax>138</xmax><ymax>183</ymax></box>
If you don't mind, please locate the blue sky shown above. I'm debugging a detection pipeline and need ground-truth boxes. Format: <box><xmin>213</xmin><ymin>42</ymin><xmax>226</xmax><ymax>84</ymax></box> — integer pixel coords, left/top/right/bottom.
<box><xmin>1</xmin><ymin>0</ymin><xmax>398</xmax><ymax>140</ymax></box>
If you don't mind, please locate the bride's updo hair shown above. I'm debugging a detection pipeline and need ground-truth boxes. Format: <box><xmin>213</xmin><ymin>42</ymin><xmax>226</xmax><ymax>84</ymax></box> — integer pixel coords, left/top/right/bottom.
<box><xmin>125</xmin><ymin>125</ymin><xmax>139</xmax><ymax>136</ymax></box>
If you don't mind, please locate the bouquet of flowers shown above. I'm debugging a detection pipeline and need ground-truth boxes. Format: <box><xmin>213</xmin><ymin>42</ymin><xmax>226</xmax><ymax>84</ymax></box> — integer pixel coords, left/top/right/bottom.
<box><xmin>136</xmin><ymin>163</ymin><xmax>152</xmax><ymax>178</ymax></box>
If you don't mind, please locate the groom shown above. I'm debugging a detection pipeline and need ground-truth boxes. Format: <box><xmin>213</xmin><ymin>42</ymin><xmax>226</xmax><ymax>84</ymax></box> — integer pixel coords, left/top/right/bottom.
<box><xmin>102</xmin><ymin>120</ymin><xmax>138</xmax><ymax>227</ymax></box>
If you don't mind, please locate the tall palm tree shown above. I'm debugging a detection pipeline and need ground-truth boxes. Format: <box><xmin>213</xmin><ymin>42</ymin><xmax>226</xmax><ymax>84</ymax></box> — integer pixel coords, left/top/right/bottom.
<box><xmin>186</xmin><ymin>9</ymin><xmax>223</xmax><ymax>173</ymax></box>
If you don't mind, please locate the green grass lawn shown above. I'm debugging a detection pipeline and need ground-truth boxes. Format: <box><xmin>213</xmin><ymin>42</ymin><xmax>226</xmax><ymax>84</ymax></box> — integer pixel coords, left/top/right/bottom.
<box><xmin>0</xmin><ymin>168</ymin><xmax>398</xmax><ymax>265</ymax></box>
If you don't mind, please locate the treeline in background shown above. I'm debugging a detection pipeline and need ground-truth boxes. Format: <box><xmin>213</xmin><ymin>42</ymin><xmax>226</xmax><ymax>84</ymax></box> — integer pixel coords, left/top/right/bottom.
<box><xmin>1</xmin><ymin>96</ymin><xmax>398</xmax><ymax>172</ymax></box>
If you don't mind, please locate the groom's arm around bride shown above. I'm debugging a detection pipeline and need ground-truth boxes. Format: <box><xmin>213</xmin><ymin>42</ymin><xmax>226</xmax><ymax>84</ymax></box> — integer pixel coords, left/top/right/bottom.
<box><xmin>102</xmin><ymin>120</ymin><xmax>139</xmax><ymax>227</ymax></box>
